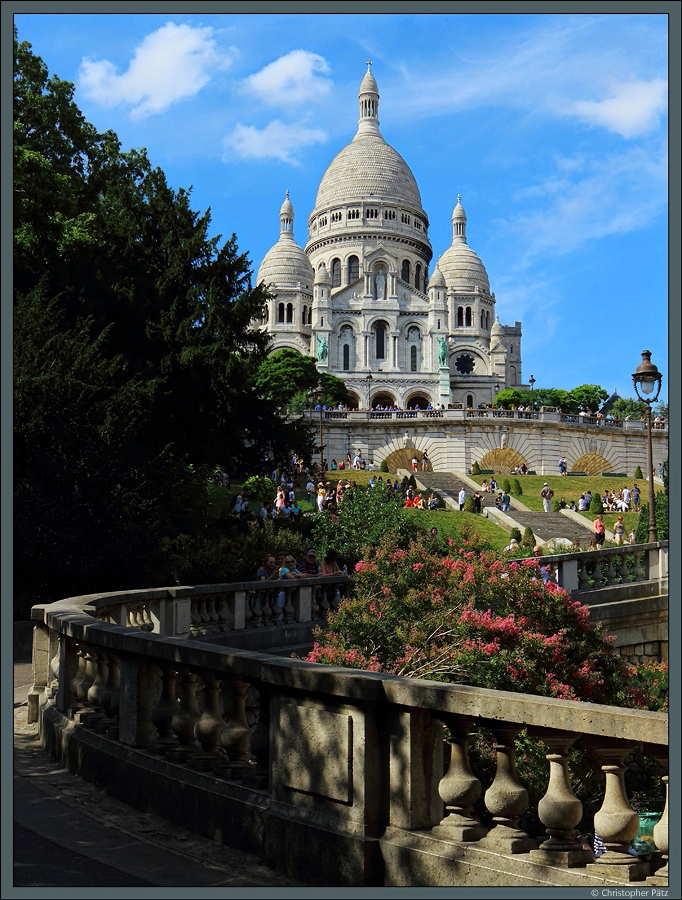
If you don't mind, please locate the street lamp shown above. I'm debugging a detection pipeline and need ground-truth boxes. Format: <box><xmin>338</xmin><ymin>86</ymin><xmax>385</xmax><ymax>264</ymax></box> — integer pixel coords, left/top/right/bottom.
<box><xmin>632</xmin><ymin>350</ymin><xmax>663</xmax><ymax>543</ymax></box>
<box><xmin>364</xmin><ymin>372</ymin><xmax>373</xmax><ymax>409</ymax></box>
<box><xmin>528</xmin><ymin>375</ymin><xmax>536</xmax><ymax>413</ymax></box>
<box><xmin>307</xmin><ymin>379</ymin><xmax>326</xmax><ymax>473</ymax></box>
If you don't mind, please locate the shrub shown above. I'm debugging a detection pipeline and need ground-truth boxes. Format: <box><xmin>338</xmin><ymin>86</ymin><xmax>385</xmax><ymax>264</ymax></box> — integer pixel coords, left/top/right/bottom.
<box><xmin>463</xmin><ymin>495</ymin><xmax>477</xmax><ymax>512</ymax></box>
<box><xmin>522</xmin><ymin>525</ymin><xmax>535</xmax><ymax>546</ymax></box>
<box><xmin>502</xmin><ymin>478</ymin><xmax>511</xmax><ymax>493</ymax></box>
<box><xmin>509</xmin><ymin>527</ymin><xmax>522</xmax><ymax>543</ymax></box>
<box><xmin>242</xmin><ymin>475</ymin><xmax>276</xmax><ymax>507</ymax></box>
<box><xmin>589</xmin><ymin>493</ymin><xmax>604</xmax><ymax>514</ymax></box>
<box><xmin>408</xmin><ymin>474</ymin><xmax>418</xmax><ymax>490</ymax></box>
<box><xmin>512</xmin><ymin>478</ymin><xmax>523</xmax><ymax>496</ymax></box>
<box><xmin>552</xmin><ymin>499</ymin><xmax>561</xmax><ymax>512</ymax></box>
<box><xmin>634</xmin><ymin>465</ymin><xmax>643</xmax><ymax>480</ymax></box>
<box><xmin>379</xmin><ymin>459</ymin><xmax>389</xmax><ymax>473</ymax></box>
<box><xmin>471</xmin><ymin>461</ymin><xmax>481</xmax><ymax>475</ymax></box>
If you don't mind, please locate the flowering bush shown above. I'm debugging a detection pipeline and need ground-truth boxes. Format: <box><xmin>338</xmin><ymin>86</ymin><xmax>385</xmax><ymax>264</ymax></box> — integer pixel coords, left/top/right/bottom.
<box><xmin>308</xmin><ymin>535</ymin><xmax>632</xmax><ymax>704</ymax></box>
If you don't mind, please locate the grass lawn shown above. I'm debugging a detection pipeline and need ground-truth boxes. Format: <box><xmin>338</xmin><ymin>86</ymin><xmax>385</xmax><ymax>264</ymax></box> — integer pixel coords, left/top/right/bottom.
<box><xmin>403</xmin><ymin>508</ymin><xmax>511</xmax><ymax>551</ymax></box>
<box><xmin>468</xmin><ymin>474</ymin><xmax>661</xmax><ymax>515</ymax></box>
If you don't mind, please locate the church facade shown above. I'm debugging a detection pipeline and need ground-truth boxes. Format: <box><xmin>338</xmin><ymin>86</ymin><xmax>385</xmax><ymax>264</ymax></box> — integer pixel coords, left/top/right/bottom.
<box><xmin>256</xmin><ymin>65</ymin><xmax>524</xmax><ymax>410</ymax></box>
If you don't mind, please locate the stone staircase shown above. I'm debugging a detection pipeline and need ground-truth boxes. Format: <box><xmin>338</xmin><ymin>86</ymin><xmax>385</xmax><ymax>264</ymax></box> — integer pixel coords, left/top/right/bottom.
<box><xmin>413</xmin><ymin>471</ymin><xmax>595</xmax><ymax>545</ymax></box>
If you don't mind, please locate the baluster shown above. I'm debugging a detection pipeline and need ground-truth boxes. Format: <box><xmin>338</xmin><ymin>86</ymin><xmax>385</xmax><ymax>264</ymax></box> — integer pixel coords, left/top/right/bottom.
<box><xmin>648</xmin><ymin>774</ymin><xmax>668</xmax><ymax>885</ymax></box>
<box><xmin>148</xmin><ymin>663</ymin><xmax>180</xmax><ymax>754</ymax></box>
<box><xmin>528</xmin><ymin>730</ymin><xmax>592</xmax><ymax>867</ymax></box>
<box><xmin>70</xmin><ymin>643</ymin><xmax>88</xmax><ymax>714</ymax></box>
<box><xmin>281</xmin><ymin>586</ymin><xmax>296</xmax><ymax>624</ymax></box>
<box><xmin>196</xmin><ymin>596</ymin><xmax>211</xmax><ymax>634</ymax></box>
<box><xmin>72</xmin><ymin>647</ymin><xmax>98</xmax><ymax>723</ymax></box>
<box><xmin>431</xmin><ymin>716</ymin><xmax>485</xmax><ymax>841</ymax></box>
<box><xmin>141</xmin><ymin>604</ymin><xmax>154</xmax><ymax>632</ymax></box>
<box><xmin>48</xmin><ymin>636</ymin><xmax>61</xmax><ymax>697</ymax></box>
<box><xmin>633</xmin><ymin>551</ymin><xmax>645</xmax><ymax>581</ymax></box>
<box><xmin>249</xmin><ymin>590</ymin><xmax>264</xmax><ymax>628</ymax></box>
<box><xmin>217</xmin><ymin>677</ymin><xmax>252</xmax><ymax>777</ymax></box>
<box><xmin>214</xmin><ymin>593</ymin><xmax>229</xmax><ymax>631</ymax></box>
<box><xmin>189</xmin><ymin>596</ymin><xmax>202</xmax><ymax>635</ymax></box>
<box><xmin>478</xmin><ymin>724</ymin><xmax>536</xmax><ymax>853</ymax></box>
<box><xmin>577</xmin><ymin>557</ymin><xmax>592</xmax><ymax>590</ymax></box>
<box><xmin>189</xmin><ymin>673</ymin><xmax>226</xmax><ymax>770</ymax></box>
<box><xmin>588</xmin><ymin>742</ymin><xmax>649</xmax><ymax>881</ymax></box>
<box><xmin>264</xmin><ymin>588</ymin><xmax>281</xmax><ymax>625</ymax></box>
<box><xmin>166</xmin><ymin>669</ymin><xmax>202</xmax><ymax>763</ymax></box>
<box><xmin>95</xmin><ymin>652</ymin><xmax>121</xmax><ymax>737</ymax></box>
<box><xmin>134</xmin><ymin>662</ymin><xmax>162</xmax><ymax>748</ymax></box>
<box><xmin>84</xmin><ymin>651</ymin><xmax>109</xmax><ymax>728</ymax></box>
<box><xmin>205</xmin><ymin>595</ymin><xmax>221</xmax><ymax>633</ymax></box>
<box><xmin>310</xmin><ymin>586</ymin><xmax>321</xmax><ymax>620</ymax></box>
<box><xmin>605</xmin><ymin>553</ymin><xmax>619</xmax><ymax>586</ymax></box>
<box><xmin>317</xmin><ymin>585</ymin><xmax>330</xmax><ymax>619</ymax></box>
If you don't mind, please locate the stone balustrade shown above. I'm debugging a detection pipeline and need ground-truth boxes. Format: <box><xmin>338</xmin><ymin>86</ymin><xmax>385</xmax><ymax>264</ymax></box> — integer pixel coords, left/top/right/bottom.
<box><xmin>320</xmin><ymin>408</ymin><xmax>667</xmax><ymax>431</ymax></box>
<box><xmin>29</xmin><ymin>577</ymin><xmax>667</xmax><ymax>888</ymax></box>
<box><xmin>543</xmin><ymin>543</ymin><xmax>667</xmax><ymax>596</ymax></box>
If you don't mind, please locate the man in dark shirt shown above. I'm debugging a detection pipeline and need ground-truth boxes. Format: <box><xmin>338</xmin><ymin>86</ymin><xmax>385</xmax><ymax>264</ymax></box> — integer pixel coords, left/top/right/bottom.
<box><xmin>298</xmin><ymin>549</ymin><xmax>320</xmax><ymax>577</ymax></box>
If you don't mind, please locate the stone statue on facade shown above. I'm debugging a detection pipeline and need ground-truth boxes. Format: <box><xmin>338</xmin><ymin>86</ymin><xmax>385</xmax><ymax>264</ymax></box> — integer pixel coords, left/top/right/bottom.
<box><xmin>375</xmin><ymin>271</ymin><xmax>386</xmax><ymax>300</ymax></box>
<box><xmin>438</xmin><ymin>337</ymin><xmax>448</xmax><ymax>368</ymax></box>
<box><xmin>500</xmin><ymin>429</ymin><xmax>508</xmax><ymax>449</ymax></box>
<box><xmin>316</xmin><ymin>335</ymin><xmax>328</xmax><ymax>361</ymax></box>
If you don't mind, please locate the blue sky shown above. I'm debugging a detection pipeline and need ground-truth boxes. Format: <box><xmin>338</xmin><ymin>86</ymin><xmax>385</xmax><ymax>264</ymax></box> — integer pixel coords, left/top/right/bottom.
<box><xmin>14</xmin><ymin>10</ymin><xmax>670</xmax><ymax>402</ymax></box>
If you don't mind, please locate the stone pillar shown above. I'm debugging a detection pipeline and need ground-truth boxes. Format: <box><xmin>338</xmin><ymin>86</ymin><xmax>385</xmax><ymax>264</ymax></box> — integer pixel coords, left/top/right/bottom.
<box><xmin>166</xmin><ymin>669</ymin><xmax>202</xmax><ymax>763</ymax></box>
<box><xmin>118</xmin><ymin>658</ymin><xmax>160</xmax><ymax>748</ymax></box>
<box><xmin>388</xmin><ymin>707</ymin><xmax>442</xmax><ymax>830</ymax></box>
<box><xmin>478</xmin><ymin>724</ymin><xmax>536</xmax><ymax>853</ymax></box>
<box><xmin>431</xmin><ymin>715</ymin><xmax>485</xmax><ymax>841</ymax></box>
<box><xmin>648</xmin><ymin>775</ymin><xmax>668</xmax><ymax>885</ymax></box>
<box><xmin>528</xmin><ymin>730</ymin><xmax>592</xmax><ymax>867</ymax></box>
<box><xmin>27</xmin><ymin>621</ymin><xmax>50</xmax><ymax>724</ymax></box>
<box><xmin>148</xmin><ymin>663</ymin><xmax>180</xmax><ymax>754</ymax></box>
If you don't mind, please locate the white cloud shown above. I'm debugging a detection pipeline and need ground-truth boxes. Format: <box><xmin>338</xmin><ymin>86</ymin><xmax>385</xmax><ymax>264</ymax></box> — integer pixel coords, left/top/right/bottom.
<box><xmin>568</xmin><ymin>79</ymin><xmax>667</xmax><ymax>138</ymax></box>
<box><xmin>223</xmin><ymin>120</ymin><xmax>328</xmax><ymax>164</ymax></box>
<box><xmin>243</xmin><ymin>50</ymin><xmax>331</xmax><ymax>107</ymax></box>
<box><xmin>78</xmin><ymin>22</ymin><xmax>234</xmax><ymax>118</ymax></box>
<box><xmin>500</xmin><ymin>143</ymin><xmax>667</xmax><ymax>266</ymax></box>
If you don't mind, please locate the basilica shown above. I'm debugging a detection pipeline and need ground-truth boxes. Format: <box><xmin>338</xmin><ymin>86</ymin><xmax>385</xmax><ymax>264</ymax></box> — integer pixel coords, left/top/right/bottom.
<box><xmin>256</xmin><ymin>64</ymin><xmax>524</xmax><ymax>410</ymax></box>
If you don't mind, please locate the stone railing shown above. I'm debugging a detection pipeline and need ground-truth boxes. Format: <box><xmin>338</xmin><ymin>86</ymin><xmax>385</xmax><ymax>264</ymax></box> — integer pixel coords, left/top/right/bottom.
<box><xmin>29</xmin><ymin>579</ymin><xmax>668</xmax><ymax>888</ymax></box>
<box><xmin>91</xmin><ymin>575</ymin><xmax>351</xmax><ymax>639</ymax></box>
<box><xmin>541</xmin><ymin>542</ymin><xmax>668</xmax><ymax>595</ymax></box>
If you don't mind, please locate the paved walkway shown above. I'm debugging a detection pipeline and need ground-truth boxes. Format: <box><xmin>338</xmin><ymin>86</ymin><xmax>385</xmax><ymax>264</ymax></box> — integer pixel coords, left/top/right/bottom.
<box><xmin>12</xmin><ymin>662</ymin><xmax>302</xmax><ymax>891</ymax></box>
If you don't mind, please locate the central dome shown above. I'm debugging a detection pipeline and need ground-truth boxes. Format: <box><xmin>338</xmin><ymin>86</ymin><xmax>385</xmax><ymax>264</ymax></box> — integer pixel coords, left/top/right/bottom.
<box><xmin>314</xmin><ymin>132</ymin><xmax>423</xmax><ymax>211</ymax></box>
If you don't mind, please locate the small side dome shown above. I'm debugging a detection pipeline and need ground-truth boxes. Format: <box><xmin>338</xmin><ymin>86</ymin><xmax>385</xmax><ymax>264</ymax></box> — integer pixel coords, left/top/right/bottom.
<box><xmin>314</xmin><ymin>262</ymin><xmax>331</xmax><ymax>285</ymax></box>
<box><xmin>359</xmin><ymin>69</ymin><xmax>379</xmax><ymax>97</ymax></box>
<box><xmin>429</xmin><ymin>265</ymin><xmax>446</xmax><ymax>288</ymax></box>
<box><xmin>490</xmin><ymin>316</ymin><xmax>504</xmax><ymax>336</ymax></box>
<box><xmin>280</xmin><ymin>190</ymin><xmax>294</xmax><ymax>218</ymax></box>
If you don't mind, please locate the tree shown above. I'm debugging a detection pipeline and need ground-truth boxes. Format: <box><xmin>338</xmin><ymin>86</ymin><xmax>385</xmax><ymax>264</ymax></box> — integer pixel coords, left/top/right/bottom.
<box><xmin>611</xmin><ymin>397</ymin><xmax>646</xmax><ymax>420</ymax></box>
<box><xmin>13</xmin><ymin>31</ymin><xmax>306</xmax><ymax>611</ymax></box>
<box><xmin>569</xmin><ymin>384</ymin><xmax>608</xmax><ymax>413</ymax></box>
<box><xmin>255</xmin><ymin>348</ymin><xmax>350</xmax><ymax>412</ymax></box>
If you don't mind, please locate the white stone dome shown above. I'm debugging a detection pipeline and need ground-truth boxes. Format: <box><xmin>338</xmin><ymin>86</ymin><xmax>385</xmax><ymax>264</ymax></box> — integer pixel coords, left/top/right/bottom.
<box><xmin>257</xmin><ymin>192</ymin><xmax>314</xmax><ymax>290</ymax></box>
<box><xmin>313</xmin><ymin>133</ymin><xmax>423</xmax><ymax>211</ymax></box>
<box><xmin>438</xmin><ymin>242</ymin><xmax>490</xmax><ymax>293</ymax></box>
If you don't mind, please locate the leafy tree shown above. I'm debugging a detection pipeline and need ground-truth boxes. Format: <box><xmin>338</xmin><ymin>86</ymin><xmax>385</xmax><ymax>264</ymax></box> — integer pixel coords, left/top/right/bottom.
<box><xmin>241</xmin><ymin>476</ymin><xmax>276</xmax><ymax>507</ymax></box>
<box><xmin>256</xmin><ymin>348</ymin><xmax>350</xmax><ymax>412</ymax></box>
<box><xmin>312</xmin><ymin>485</ymin><xmax>421</xmax><ymax>570</ymax></box>
<box><xmin>569</xmin><ymin>384</ymin><xmax>609</xmax><ymax>413</ymax></box>
<box><xmin>13</xmin><ymin>31</ymin><xmax>307</xmax><ymax>611</ymax></box>
<box><xmin>379</xmin><ymin>459</ymin><xmax>389</xmax><ymax>473</ymax></box>
<box><xmin>611</xmin><ymin>397</ymin><xmax>646</xmax><ymax>420</ymax></box>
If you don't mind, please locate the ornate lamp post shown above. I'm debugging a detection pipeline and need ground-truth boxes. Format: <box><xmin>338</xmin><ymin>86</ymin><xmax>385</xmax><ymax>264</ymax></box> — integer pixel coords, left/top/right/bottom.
<box><xmin>528</xmin><ymin>375</ymin><xmax>536</xmax><ymax>413</ymax></box>
<box><xmin>307</xmin><ymin>380</ymin><xmax>326</xmax><ymax>473</ymax></box>
<box><xmin>632</xmin><ymin>350</ymin><xmax>663</xmax><ymax>543</ymax></box>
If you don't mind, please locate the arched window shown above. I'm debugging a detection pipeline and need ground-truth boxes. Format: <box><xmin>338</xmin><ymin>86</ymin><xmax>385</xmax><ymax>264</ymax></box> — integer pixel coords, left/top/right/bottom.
<box><xmin>480</xmin><ymin>310</ymin><xmax>485</xmax><ymax>328</ymax></box>
<box><xmin>410</xmin><ymin>345</ymin><xmax>417</xmax><ymax>372</ymax></box>
<box><xmin>465</xmin><ymin>307</ymin><xmax>472</xmax><ymax>327</ymax></box>
<box><xmin>302</xmin><ymin>305</ymin><xmax>308</xmax><ymax>325</ymax></box>
<box><xmin>348</xmin><ymin>255</ymin><xmax>359</xmax><ymax>282</ymax></box>
<box><xmin>308</xmin><ymin>307</ymin><xmax>313</xmax><ymax>325</ymax></box>
<box><xmin>375</xmin><ymin>323</ymin><xmax>386</xmax><ymax>359</ymax></box>
<box><xmin>467</xmin><ymin>394</ymin><xmax>474</xmax><ymax>408</ymax></box>
<box><xmin>278</xmin><ymin>302</ymin><xmax>285</xmax><ymax>323</ymax></box>
<box><xmin>286</xmin><ymin>303</ymin><xmax>293</xmax><ymax>323</ymax></box>
<box><xmin>486</xmin><ymin>311</ymin><xmax>490</xmax><ymax>329</ymax></box>
<box><xmin>401</xmin><ymin>260</ymin><xmax>410</xmax><ymax>282</ymax></box>
<box><xmin>331</xmin><ymin>258</ymin><xmax>341</xmax><ymax>287</ymax></box>
<box><xmin>343</xmin><ymin>345</ymin><xmax>350</xmax><ymax>370</ymax></box>
<box><xmin>415</xmin><ymin>263</ymin><xmax>422</xmax><ymax>290</ymax></box>
<box><xmin>457</xmin><ymin>306</ymin><xmax>464</xmax><ymax>327</ymax></box>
